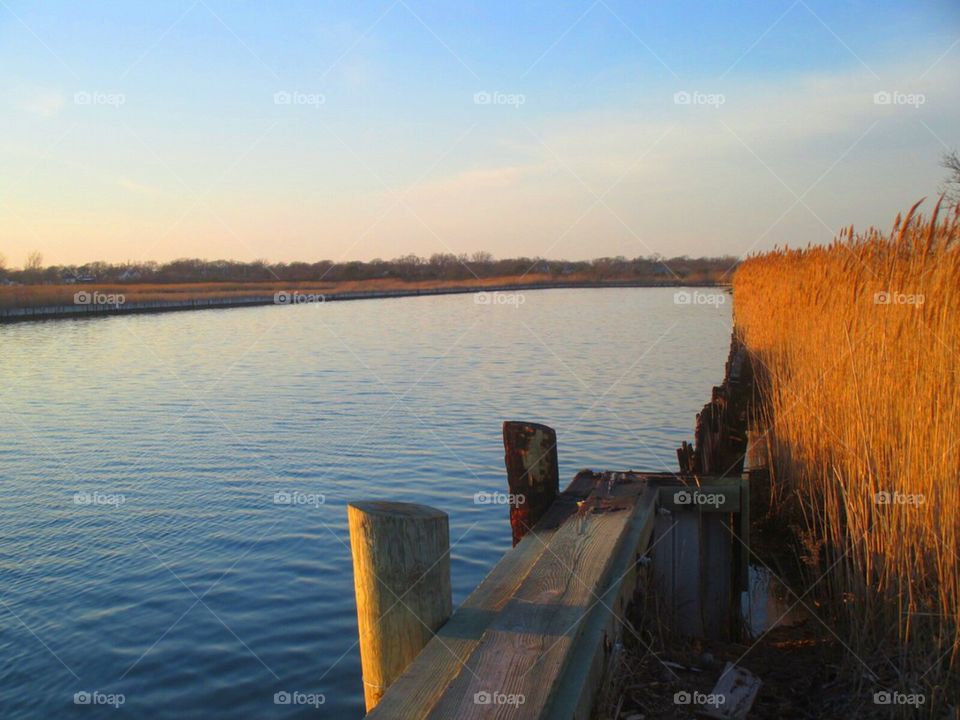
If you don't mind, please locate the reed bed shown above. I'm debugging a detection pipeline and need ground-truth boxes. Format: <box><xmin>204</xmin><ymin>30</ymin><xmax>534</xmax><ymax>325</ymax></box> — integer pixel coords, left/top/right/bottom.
<box><xmin>0</xmin><ymin>273</ymin><xmax>568</xmax><ymax>309</ymax></box>
<box><xmin>734</xmin><ymin>200</ymin><xmax>960</xmax><ymax>712</ymax></box>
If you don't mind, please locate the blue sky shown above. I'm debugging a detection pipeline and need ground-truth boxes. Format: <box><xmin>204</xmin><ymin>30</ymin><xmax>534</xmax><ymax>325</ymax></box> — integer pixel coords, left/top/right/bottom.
<box><xmin>2</xmin><ymin>0</ymin><xmax>958</xmax><ymax>266</ymax></box>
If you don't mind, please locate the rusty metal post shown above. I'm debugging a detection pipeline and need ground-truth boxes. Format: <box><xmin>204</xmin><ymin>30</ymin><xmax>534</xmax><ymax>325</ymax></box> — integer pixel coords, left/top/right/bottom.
<box><xmin>502</xmin><ymin>421</ymin><xmax>560</xmax><ymax>546</ymax></box>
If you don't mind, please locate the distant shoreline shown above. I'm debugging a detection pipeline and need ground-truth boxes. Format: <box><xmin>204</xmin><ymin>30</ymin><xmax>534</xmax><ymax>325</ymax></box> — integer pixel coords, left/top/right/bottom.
<box><xmin>0</xmin><ymin>279</ymin><xmax>729</xmax><ymax>323</ymax></box>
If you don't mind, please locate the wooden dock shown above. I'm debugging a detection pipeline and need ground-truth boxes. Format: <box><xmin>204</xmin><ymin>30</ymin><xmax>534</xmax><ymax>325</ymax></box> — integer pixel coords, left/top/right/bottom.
<box><xmin>350</xmin><ymin>335</ymin><xmax>755</xmax><ymax>719</ymax></box>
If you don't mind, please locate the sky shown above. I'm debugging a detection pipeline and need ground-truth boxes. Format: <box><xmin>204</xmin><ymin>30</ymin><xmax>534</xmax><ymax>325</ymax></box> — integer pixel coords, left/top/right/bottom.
<box><xmin>1</xmin><ymin>0</ymin><xmax>959</xmax><ymax>268</ymax></box>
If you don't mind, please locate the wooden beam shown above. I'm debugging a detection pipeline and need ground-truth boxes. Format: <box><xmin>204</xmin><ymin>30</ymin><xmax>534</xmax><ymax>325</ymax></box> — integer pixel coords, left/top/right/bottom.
<box><xmin>348</xmin><ymin>501</ymin><xmax>452</xmax><ymax>711</ymax></box>
<box><xmin>545</xmin><ymin>485</ymin><xmax>659</xmax><ymax>718</ymax></box>
<box><xmin>423</xmin><ymin>478</ymin><xmax>653</xmax><ymax>719</ymax></box>
<box><xmin>366</xmin><ymin>471</ymin><xmax>598</xmax><ymax>719</ymax></box>
<box><xmin>503</xmin><ymin>421</ymin><xmax>560</xmax><ymax>546</ymax></box>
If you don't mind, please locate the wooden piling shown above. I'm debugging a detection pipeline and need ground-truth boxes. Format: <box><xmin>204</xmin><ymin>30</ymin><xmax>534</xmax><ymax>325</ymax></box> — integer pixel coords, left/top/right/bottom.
<box><xmin>347</xmin><ymin>501</ymin><xmax>452</xmax><ymax>712</ymax></box>
<box><xmin>502</xmin><ymin>421</ymin><xmax>560</xmax><ymax>546</ymax></box>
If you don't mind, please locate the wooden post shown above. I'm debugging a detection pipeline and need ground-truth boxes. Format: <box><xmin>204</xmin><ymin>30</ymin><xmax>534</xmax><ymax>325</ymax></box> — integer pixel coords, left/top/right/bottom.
<box><xmin>502</xmin><ymin>421</ymin><xmax>560</xmax><ymax>546</ymax></box>
<box><xmin>347</xmin><ymin>501</ymin><xmax>452</xmax><ymax>712</ymax></box>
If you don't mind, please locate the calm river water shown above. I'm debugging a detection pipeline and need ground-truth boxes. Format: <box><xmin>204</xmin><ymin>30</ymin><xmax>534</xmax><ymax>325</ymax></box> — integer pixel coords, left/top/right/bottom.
<box><xmin>0</xmin><ymin>287</ymin><xmax>731</xmax><ymax>718</ymax></box>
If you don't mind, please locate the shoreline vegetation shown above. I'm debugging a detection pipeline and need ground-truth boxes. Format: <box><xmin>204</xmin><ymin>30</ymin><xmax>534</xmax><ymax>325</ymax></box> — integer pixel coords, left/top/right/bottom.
<box><xmin>0</xmin><ymin>253</ymin><xmax>737</xmax><ymax>288</ymax></box>
<box><xmin>0</xmin><ymin>274</ymin><xmax>731</xmax><ymax>321</ymax></box>
<box><xmin>0</xmin><ymin>253</ymin><xmax>737</xmax><ymax>321</ymax></box>
<box><xmin>733</xmin><ymin>201</ymin><xmax>960</xmax><ymax>714</ymax></box>
<box><xmin>0</xmin><ymin>253</ymin><xmax>737</xmax><ymax>320</ymax></box>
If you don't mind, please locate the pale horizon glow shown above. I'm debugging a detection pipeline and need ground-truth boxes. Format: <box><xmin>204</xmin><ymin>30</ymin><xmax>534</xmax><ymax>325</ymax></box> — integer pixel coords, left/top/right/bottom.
<box><xmin>1</xmin><ymin>1</ymin><xmax>959</xmax><ymax>268</ymax></box>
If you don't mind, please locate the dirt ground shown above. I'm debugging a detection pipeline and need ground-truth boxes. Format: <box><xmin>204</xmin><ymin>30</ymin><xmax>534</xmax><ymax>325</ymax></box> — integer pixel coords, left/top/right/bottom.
<box><xmin>594</xmin><ymin>495</ymin><xmax>951</xmax><ymax>719</ymax></box>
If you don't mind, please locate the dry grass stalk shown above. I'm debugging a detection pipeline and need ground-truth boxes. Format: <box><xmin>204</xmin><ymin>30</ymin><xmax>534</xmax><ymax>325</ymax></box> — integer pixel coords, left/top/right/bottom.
<box><xmin>733</xmin><ymin>200</ymin><xmax>960</xmax><ymax>712</ymax></box>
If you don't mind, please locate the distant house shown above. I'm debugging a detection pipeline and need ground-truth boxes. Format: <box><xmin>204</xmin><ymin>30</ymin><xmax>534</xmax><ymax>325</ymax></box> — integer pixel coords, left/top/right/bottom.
<box><xmin>62</xmin><ymin>272</ymin><xmax>96</xmax><ymax>284</ymax></box>
<box><xmin>118</xmin><ymin>269</ymin><xmax>141</xmax><ymax>282</ymax></box>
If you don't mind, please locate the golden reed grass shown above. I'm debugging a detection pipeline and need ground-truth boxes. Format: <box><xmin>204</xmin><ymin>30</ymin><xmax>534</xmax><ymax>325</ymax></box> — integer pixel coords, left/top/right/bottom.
<box><xmin>0</xmin><ymin>274</ymin><xmax>569</xmax><ymax>309</ymax></box>
<box><xmin>734</xmin><ymin>200</ymin><xmax>959</xmax><ymax>711</ymax></box>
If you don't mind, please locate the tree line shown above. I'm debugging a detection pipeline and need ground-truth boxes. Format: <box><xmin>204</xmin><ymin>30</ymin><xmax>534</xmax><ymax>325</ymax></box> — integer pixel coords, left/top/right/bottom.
<box><xmin>0</xmin><ymin>252</ymin><xmax>738</xmax><ymax>285</ymax></box>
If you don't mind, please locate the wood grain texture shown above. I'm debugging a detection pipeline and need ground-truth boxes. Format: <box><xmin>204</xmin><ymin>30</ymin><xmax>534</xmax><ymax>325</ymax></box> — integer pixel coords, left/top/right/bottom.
<box><xmin>423</xmin><ymin>479</ymin><xmax>652</xmax><ymax>720</ymax></box>
<box><xmin>503</xmin><ymin>421</ymin><xmax>560</xmax><ymax>546</ymax></box>
<box><xmin>366</xmin><ymin>473</ymin><xmax>598</xmax><ymax>719</ymax></box>
<box><xmin>348</xmin><ymin>501</ymin><xmax>452</xmax><ymax>711</ymax></box>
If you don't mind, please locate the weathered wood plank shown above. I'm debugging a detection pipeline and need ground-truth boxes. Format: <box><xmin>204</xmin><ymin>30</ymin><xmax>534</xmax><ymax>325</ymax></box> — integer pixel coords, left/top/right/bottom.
<box><xmin>348</xmin><ymin>502</ymin><xmax>452</xmax><ymax>711</ymax></box>
<box><xmin>702</xmin><ymin>513</ymin><xmax>733</xmax><ymax>640</ymax></box>
<box><xmin>544</xmin><ymin>486</ymin><xmax>658</xmax><ymax>719</ymax></box>
<box><xmin>366</xmin><ymin>472</ymin><xmax>599</xmax><ymax>719</ymax></box>
<box><xmin>422</xmin><ymin>479</ymin><xmax>652</xmax><ymax>719</ymax></box>
<box><xmin>503</xmin><ymin>421</ymin><xmax>560</xmax><ymax>546</ymax></box>
<box><xmin>672</xmin><ymin>509</ymin><xmax>703</xmax><ymax>637</ymax></box>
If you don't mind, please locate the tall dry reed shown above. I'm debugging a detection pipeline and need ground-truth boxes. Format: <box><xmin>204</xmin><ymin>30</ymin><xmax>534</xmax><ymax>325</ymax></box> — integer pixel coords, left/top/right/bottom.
<box><xmin>734</xmin><ymin>200</ymin><xmax>960</xmax><ymax>712</ymax></box>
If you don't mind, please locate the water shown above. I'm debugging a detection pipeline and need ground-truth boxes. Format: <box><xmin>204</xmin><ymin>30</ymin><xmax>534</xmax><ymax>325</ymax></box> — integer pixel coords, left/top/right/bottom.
<box><xmin>0</xmin><ymin>287</ymin><xmax>731</xmax><ymax>718</ymax></box>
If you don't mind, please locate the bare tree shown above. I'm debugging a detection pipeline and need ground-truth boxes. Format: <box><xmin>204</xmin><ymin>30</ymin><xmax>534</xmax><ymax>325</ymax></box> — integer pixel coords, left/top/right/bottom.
<box><xmin>25</xmin><ymin>251</ymin><xmax>44</xmax><ymax>272</ymax></box>
<box><xmin>940</xmin><ymin>150</ymin><xmax>960</xmax><ymax>206</ymax></box>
